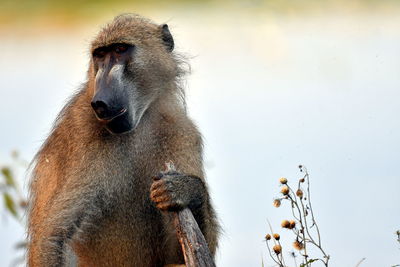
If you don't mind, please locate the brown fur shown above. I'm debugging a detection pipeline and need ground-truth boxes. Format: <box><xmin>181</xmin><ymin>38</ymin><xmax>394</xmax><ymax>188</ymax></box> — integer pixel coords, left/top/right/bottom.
<box><xmin>27</xmin><ymin>14</ymin><xmax>219</xmax><ymax>267</ymax></box>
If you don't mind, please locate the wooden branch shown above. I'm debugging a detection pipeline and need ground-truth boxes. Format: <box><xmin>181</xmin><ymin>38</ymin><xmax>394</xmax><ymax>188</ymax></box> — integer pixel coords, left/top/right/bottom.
<box><xmin>164</xmin><ymin>162</ymin><xmax>216</xmax><ymax>267</ymax></box>
<box><xmin>174</xmin><ymin>209</ymin><xmax>216</xmax><ymax>267</ymax></box>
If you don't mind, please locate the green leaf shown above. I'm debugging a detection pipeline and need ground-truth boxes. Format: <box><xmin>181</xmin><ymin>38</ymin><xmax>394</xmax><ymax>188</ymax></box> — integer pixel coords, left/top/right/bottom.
<box><xmin>3</xmin><ymin>193</ymin><xmax>18</xmax><ymax>218</ymax></box>
<box><xmin>300</xmin><ymin>259</ymin><xmax>318</xmax><ymax>267</ymax></box>
<box><xmin>1</xmin><ymin>167</ymin><xmax>16</xmax><ymax>188</ymax></box>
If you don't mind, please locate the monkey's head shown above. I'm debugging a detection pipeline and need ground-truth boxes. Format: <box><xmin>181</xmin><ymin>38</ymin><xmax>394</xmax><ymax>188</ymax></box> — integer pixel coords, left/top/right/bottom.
<box><xmin>89</xmin><ymin>14</ymin><xmax>179</xmax><ymax>134</ymax></box>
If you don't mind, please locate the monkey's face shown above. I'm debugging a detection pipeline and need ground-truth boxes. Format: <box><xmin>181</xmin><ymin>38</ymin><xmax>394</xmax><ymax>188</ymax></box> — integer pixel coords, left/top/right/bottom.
<box><xmin>90</xmin><ymin>43</ymin><xmax>135</xmax><ymax>134</ymax></box>
<box><xmin>90</xmin><ymin>19</ymin><xmax>176</xmax><ymax>135</ymax></box>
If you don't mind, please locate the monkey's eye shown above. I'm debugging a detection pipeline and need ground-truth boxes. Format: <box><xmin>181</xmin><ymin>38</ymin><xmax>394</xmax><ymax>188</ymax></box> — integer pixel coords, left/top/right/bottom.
<box><xmin>93</xmin><ymin>48</ymin><xmax>107</xmax><ymax>59</ymax></box>
<box><xmin>114</xmin><ymin>44</ymin><xmax>130</xmax><ymax>54</ymax></box>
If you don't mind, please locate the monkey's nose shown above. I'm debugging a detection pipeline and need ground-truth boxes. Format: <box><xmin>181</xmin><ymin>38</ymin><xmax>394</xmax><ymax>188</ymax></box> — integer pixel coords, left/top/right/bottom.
<box><xmin>91</xmin><ymin>100</ymin><xmax>111</xmax><ymax>120</ymax></box>
<box><xmin>91</xmin><ymin>100</ymin><xmax>126</xmax><ymax>121</ymax></box>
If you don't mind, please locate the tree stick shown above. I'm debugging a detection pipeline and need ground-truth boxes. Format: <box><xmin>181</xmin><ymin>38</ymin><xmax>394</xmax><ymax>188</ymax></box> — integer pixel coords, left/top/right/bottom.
<box><xmin>164</xmin><ymin>162</ymin><xmax>216</xmax><ymax>267</ymax></box>
<box><xmin>174</xmin><ymin>209</ymin><xmax>216</xmax><ymax>267</ymax></box>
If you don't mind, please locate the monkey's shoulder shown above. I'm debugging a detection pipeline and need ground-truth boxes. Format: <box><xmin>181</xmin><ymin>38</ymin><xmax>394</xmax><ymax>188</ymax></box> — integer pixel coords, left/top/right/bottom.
<box><xmin>152</xmin><ymin>112</ymin><xmax>203</xmax><ymax>148</ymax></box>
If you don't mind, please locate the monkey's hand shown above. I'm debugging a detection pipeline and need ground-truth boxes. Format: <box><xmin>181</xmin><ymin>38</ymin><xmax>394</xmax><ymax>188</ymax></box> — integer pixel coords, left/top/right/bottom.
<box><xmin>150</xmin><ymin>171</ymin><xmax>205</xmax><ymax>212</ymax></box>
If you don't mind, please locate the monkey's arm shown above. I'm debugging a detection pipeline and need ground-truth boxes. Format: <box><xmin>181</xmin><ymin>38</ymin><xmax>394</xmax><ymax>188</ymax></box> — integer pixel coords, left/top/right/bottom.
<box><xmin>29</xmin><ymin>184</ymin><xmax>112</xmax><ymax>266</ymax></box>
<box><xmin>149</xmin><ymin>132</ymin><xmax>219</xmax><ymax>255</ymax></box>
<box><xmin>150</xmin><ymin>170</ymin><xmax>219</xmax><ymax>255</ymax></box>
<box><xmin>150</xmin><ymin>170</ymin><xmax>206</xmax><ymax>209</ymax></box>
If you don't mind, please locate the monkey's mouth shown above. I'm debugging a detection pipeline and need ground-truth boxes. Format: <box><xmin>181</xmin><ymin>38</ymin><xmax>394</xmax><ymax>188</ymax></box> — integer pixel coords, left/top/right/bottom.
<box><xmin>104</xmin><ymin>109</ymin><xmax>134</xmax><ymax>134</ymax></box>
<box><xmin>96</xmin><ymin>108</ymin><xmax>127</xmax><ymax>123</ymax></box>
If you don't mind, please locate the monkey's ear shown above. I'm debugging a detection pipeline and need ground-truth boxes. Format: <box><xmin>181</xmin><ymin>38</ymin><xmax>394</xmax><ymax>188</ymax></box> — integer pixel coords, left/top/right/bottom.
<box><xmin>160</xmin><ymin>24</ymin><xmax>174</xmax><ymax>52</ymax></box>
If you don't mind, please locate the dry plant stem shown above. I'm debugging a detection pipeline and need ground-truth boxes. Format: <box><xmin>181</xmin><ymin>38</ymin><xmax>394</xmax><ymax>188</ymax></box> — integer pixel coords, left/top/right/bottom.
<box><xmin>288</xmin><ymin>198</ymin><xmax>301</xmax><ymax>222</ymax></box>
<box><xmin>287</xmin><ymin>193</ymin><xmax>309</xmax><ymax>266</ymax></box>
<box><xmin>164</xmin><ymin>162</ymin><xmax>216</xmax><ymax>267</ymax></box>
<box><xmin>292</xmin><ymin>252</ymin><xmax>298</xmax><ymax>267</ymax></box>
<box><xmin>265</xmin><ymin>166</ymin><xmax>330</xmax><ymax>267</ymax></box>
<box><xmin>303</xmin><ymin>168</ymin><xmax>322</xmax><ymax>245</ymax></box>
<box><xmin>355</xmin><ymin>258</ymin><xmax>366</xmax><ymax>267</ymax></box>
<box><xmin>265</xmin><ymin>240</ymin><xmax>281</xmax><ymax>266</ymax></box>
<box><xmin>302</xmin><ymin>168</ymin><xmax>329</xmax><ymax>265</ymax></box>
<box><xmin>288</xmin><ymin>169</ymin><xmax>329</xmax><ymax>267</ymax></box>
<box><xmin>291</xmin><ymin>229</ymin><xmax>312</xmax><ymax>243</ymax></box>
<box><xmin>277</xmin><ymin>240</ymin><xmax>286</xmax><ymax>266</ymax></box>
<box><xmin>267</xmin><ymin>220</ymin><xmax>286</xmax><ymax>267</ymax></box>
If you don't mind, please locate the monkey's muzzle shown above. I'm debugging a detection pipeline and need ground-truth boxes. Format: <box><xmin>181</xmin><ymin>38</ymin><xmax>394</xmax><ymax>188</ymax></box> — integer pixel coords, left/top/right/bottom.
<box><xmin>91</xmin><ymin>101</ymin><xmax>127</xmax><ymax>123</ymax></box>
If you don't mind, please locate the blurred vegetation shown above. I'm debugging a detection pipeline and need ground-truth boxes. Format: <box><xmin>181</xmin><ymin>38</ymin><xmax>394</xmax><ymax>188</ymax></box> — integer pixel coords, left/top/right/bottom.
<box><xmin>0</xmin><ymin>0</ymin><xmax>208</xmax><ymax>28</ymax></box>
<box><xmin>1</xmin><ymin>151</ymin><xmax>28</xmax><ymax>221</ymax></box>
<box><xmin>1</xmin><ymin>151</ymin><xmax>28</xmax><ymax>265</ymax></box>
<box><xmin>1</xmin><ymin>0</ymin><xmax>400</xmax><ymax>31</ymax></box>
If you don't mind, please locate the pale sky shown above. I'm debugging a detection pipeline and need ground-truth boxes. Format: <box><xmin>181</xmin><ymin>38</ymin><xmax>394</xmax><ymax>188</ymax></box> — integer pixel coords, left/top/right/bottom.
<box><xmin>0</xmin><ymin>8</ymin><xmax>399</xmax><ymax>267</ymax></box>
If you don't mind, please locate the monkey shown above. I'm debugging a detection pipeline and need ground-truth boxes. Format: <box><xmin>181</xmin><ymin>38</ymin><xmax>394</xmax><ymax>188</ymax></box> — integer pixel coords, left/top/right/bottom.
<box><xmin>27</xmin><ymin>14</ymin><xmax>219</xmax><ymax>267</ymax></box>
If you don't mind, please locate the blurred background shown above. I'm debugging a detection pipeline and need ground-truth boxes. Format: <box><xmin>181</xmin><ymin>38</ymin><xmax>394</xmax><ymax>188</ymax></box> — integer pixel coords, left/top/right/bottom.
<box><xmin>0</xmin><ymin>0</ymin><xmax>400</xmax><ymax>266</ymax></box>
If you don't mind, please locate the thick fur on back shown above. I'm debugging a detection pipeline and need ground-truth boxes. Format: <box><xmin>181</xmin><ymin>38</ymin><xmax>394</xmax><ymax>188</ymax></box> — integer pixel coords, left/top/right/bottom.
<box><xmin>28</xmin><ymin>14</ymin><xmax>219</xmax><ymax>267</ymax></box>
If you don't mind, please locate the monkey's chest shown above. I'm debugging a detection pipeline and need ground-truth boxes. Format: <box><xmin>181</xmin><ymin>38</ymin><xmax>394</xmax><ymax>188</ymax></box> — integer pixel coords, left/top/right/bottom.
<box><xmin>72</xmin><ymin>191</ymin><xmax>181</xmax><ymax>266</ymax></box>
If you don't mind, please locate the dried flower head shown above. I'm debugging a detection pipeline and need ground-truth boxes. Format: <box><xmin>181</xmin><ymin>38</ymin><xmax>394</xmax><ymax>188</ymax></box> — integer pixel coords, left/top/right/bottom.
<box><xmin>279</xmin><ymin>177</ymin><xmax>288</xmax><ymax>184</ymax></box>
<box><xmin>281</xmin><ymin>220</ymin><xmax>291</xmax><ymax>228</ymax></box>
<box><xmin>296</xmin><ymin>189</ymin><xmax>304</xmax><ymax>199</ymax></box>
<box><xmin>265</xmin><ymin>234</ymin><xmax>271</xmax><ymax>241</ymax></box>
<box><xmin>273</xmin><ymin>199</ymin><xmax>281</xmax><ymax>208</ymax></box>
<box><xmin>299</xmin><ymin>178</ymin><xmax>305</xmax><ymax>183</ymax></box>
<box><xmin>281</xmin><ymin>186</ymin><xmax>290</xmax><ymax>195</ymax></box>
<box><xmin>273</xmin><ymin>233</ymin><xmax>280</xmax><ymax>240</ymax></box>
<box><xmin>289</xmin><ymin>220</ymin><xmax>296</xmax><ymax>229</ymax></box>
<box><xmin>293</xmin><ymin>240</ymin><xmax>304</xmax><ymax>250</ymax></box>
<box><xmin>273</xmin><ymin>244</ymin><xmax>282</xmax><ymax>254</ymax></box>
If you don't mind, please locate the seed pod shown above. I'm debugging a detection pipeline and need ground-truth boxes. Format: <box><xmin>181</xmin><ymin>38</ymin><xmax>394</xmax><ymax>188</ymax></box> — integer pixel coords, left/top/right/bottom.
<box><xmin>273</xmin><ymin>199</ymin><xmax>281</xmax><ymax>208</ymax></box>
<box><xmin>281</xmin><ymin>220</ymin><xmax>290</xmax><ymax>228</ymax></box>
<box><xmin>281</xmin><ymin>186</ymin><xmax>289</xmax><ymax>195</ymax></box>
<box><xmin>273</xmin><ymin>244</ymin><xmax>282</xmax><ymax>254</ymax></box>
<box><xmin>296</xmin><ymin>189</ymin><xmax>304</xmax><ymax>199</ymax></box>
<box><xmin>273</xmin><ymin>233</ymin><xmax>280</xmax><ymax>240</ymax></box>
<box><xmin>299</xmin><ymin>178</ymin><xmax>305</xmax><ymax>183</ymax></box>
<box><xmin>289</xmin><ymin>220</ymin><xmax>296</xmax><ymax>229</ymax></box>
<box><xmin>279</xmin><ymin>177</ymin><xmax>288</xmax><ymax>184</ymax></box>
<box><xmin>293</xmin><ymin>240</ymin><xmax>304</xmax><ymax>250</ymax></box>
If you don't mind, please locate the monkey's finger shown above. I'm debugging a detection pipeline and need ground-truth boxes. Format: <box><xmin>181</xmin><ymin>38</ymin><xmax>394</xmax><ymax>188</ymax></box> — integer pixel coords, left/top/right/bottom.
<box><xmin>151</xmin><ymin>194</ymin><xmax>170</xmax><ymax>204</ymax></box>
<box><xmin>150</xmin><ymin>180</ymin><xmax>164</xmax><ymax>192</ymax></box>
<box><xmin>150</xmin><ymin>186</ymin><xmax>168</xmax><ymax>199</ymax></box>
<box><xmin>156</xmin><ymin>201</ymin><xmax>173</xmax><ymax>211</ymax></box>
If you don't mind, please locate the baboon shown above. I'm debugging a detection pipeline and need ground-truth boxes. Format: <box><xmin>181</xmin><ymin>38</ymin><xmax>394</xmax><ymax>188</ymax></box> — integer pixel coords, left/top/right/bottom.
<box><xmin>28</xmin><ymin>14</ymin><xmax>219</xmax><ymax>267</ymax></box>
